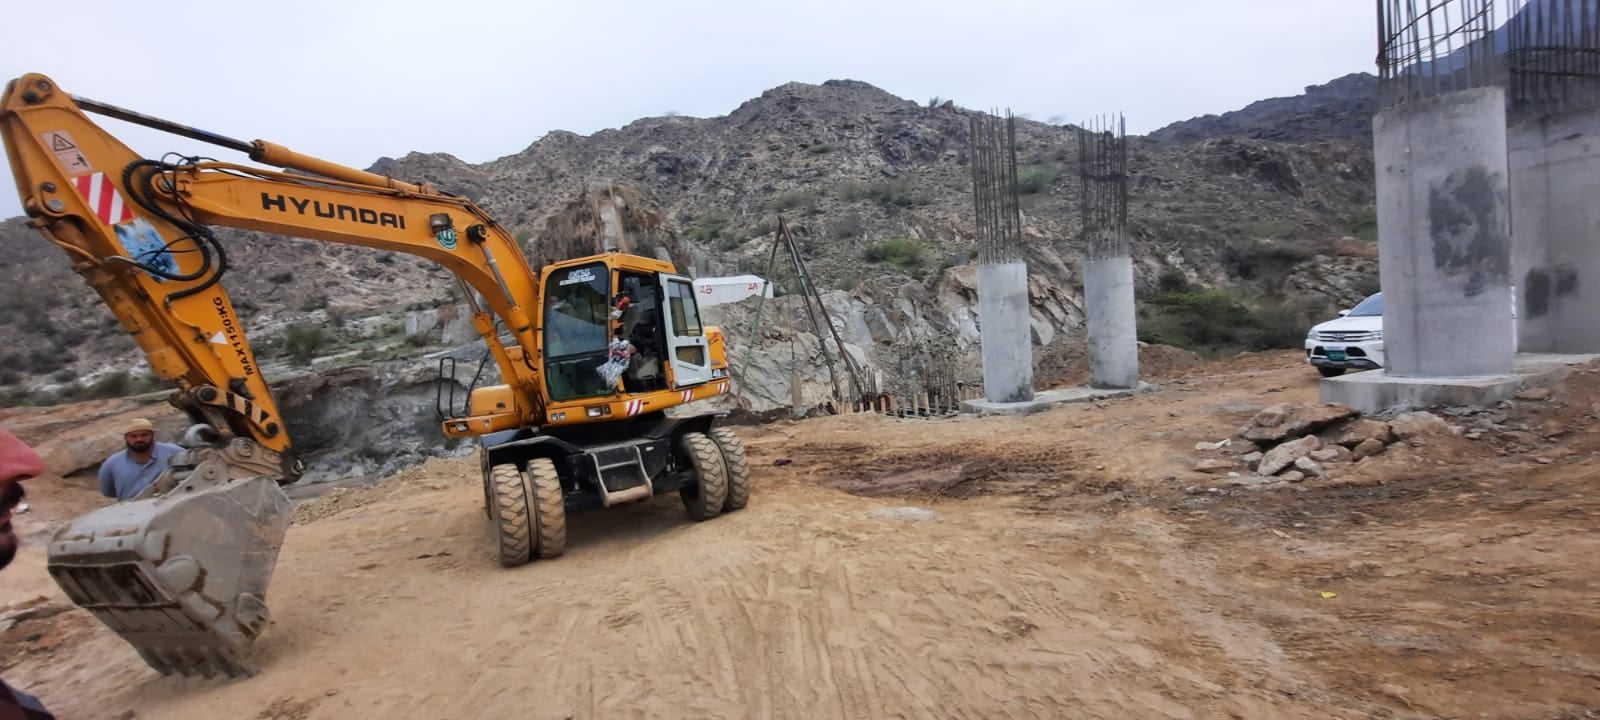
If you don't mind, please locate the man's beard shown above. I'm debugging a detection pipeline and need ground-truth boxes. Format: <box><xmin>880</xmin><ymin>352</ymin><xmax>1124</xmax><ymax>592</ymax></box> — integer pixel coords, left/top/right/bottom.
<box><xmin>127</xmin><ymin>440</ymin><xmax>152</xmax><ymax>453</ymax></box>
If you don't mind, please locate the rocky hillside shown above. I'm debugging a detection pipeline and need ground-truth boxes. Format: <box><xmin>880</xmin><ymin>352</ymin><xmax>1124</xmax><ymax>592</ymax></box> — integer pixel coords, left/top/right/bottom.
<box><xmin>1148</xmin><ymin>73</ymin><xmax>1378</xmax><ymax>144</ymax></box>
<box><xmin>0</xmin><ymin>75</ymin><xmax>1384</xmax><ymax>480</ymax></box>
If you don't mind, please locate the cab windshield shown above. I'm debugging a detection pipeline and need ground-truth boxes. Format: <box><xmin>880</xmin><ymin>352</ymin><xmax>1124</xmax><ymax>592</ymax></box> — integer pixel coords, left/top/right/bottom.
<box><xmin>543</xmin><ymin>262</ymin><xmax>612</xmax><ymax>401</ymax></box>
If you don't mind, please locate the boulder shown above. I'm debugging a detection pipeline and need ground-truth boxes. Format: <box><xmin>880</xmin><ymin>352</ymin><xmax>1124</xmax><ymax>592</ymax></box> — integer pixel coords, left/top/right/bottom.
<box><xmin>1309</xmin><ymin>445</ymin><xmax>1353</xmax><ymax>463</ymax></box>
<box><xmin>1389</xmin><ymin>411</ymin><xmax>1450</xmax><ymax>441</ymax></box>
<box><xmin>1352</xmin><ymin>437</ymin><xmax>1386</xmax><ymax>460</ymax></box>
<box><xmin>1194</xmin><ymin>458</ymin><xmax>1236</xmax><ymax>474</ymax></box>
<box><xmin>1324</xmin><ymin>418</ymin><xmax>1396</xmax><ymax>448</ymax></box>
<box><xmin>1240</xmin><ymin>402</ymin><xmax>1360</xmax><ymax>444</ymax></box>
<box><xmin>1257</xmin><ymin>435</ymin><xmax>1322</xmax><ymax>476</ymax></box>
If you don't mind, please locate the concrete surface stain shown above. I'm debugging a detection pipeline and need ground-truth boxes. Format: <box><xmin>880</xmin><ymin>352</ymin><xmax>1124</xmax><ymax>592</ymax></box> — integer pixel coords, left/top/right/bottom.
<box><xmin>1428</xmin><ymin>165</ymin><xmax>1510</xmax><ymax>295</ymax></box>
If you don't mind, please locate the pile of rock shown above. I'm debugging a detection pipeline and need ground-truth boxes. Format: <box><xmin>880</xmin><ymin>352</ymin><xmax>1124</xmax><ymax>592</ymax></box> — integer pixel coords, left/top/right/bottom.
<box><xmin>1192</xmin><ymin>402</ymin><xmax>1449</xmax><ymax>486</ymax></box>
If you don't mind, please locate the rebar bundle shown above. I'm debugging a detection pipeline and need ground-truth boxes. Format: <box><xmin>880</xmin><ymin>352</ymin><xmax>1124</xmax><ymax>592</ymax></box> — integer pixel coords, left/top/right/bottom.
<box><xmin>968</xmin><ymin>110</ymin><xmax>1024</xmax><ymax>266</ymax></box>
<box><xmin>1506</xmin><ymin>0</ymin><xmax>1600</xmax><ymax>118</ymax></box>
<box><xmin>1377</xmin><ymin>0</ymin><xmax>1502</xmax><ymax>108</ymax></box>
<box><xmin>1077</xmin><ymin>113</ymin><xmax>1129</xmax><ymax>260</ymax></box>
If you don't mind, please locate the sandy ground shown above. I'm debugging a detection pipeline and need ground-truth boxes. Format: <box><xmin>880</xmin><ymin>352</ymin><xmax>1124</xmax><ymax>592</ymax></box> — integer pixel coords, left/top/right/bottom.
<box><xmin>4</xmin><ymin>349</ymin><xmax>1600</xmax><ymax>719</ymax></box>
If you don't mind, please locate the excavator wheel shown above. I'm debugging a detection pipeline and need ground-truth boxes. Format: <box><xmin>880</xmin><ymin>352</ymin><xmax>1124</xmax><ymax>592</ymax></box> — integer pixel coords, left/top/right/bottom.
<box><xmin>707</xmin><ymin>427</ymin><xmax>751</xmax><ymax>513</ymax></box>
<box><xmin>487</xmin><ymin>463</ymin><xmax>534</xmax><ymax>568</ymax></box>
<box><xmin>525</xmin><ymin>457</ymin><xmax>567</xmax><ymax>560</ymax></box>
<box><xmin>678</xmin><ymin>431</ymin><xmax>728</xmax><ymax>521</ymax></box>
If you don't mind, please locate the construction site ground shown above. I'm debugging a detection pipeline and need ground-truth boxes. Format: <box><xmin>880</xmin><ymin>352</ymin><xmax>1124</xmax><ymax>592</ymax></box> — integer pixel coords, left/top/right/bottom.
<box><xmin>4</xmin><ymin>348</ymin><xmax>1599</xmax><ymax>720</ymax></box>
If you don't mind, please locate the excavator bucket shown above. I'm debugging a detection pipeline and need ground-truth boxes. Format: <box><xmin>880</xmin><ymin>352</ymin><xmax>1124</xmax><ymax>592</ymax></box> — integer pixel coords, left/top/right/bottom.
<box><xmin>44</xmin><ymin>445</ymin><xmax>291</xmax><ymax>679</ymax></box>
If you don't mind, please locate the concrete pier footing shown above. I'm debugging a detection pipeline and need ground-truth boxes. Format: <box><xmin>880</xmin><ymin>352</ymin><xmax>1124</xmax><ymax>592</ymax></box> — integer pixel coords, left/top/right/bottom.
<box><xmin>977</xmin><ymin>261</ymin><xmax>1034</xmax><ymax>404</ymax></box>
<box><xmin>1373</xmin><ymin>87</ymin><xmax>1516</xmax><ymax>378</ymax></box>
<box><xmin>1320</xmin><ymin>353</ymin><xmax>1600</xmax><ymax>415</ymax></box>
<box><xmin>1083</xmin><ymin>254</ymin><xmax>1140</xmax><ymax>389</ymax></box>
<box><xmin>1509</xmin><ymin>104</ymin><xmax>1600</xmax><ymax>353</ymax></box>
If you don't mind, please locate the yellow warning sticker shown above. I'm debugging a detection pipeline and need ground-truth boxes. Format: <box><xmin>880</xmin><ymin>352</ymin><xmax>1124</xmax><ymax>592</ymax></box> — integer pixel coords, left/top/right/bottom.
<box><xmin>41</xmin><ymin>129</ymin><xmax>93</xmax><ymax>174</ymax></box>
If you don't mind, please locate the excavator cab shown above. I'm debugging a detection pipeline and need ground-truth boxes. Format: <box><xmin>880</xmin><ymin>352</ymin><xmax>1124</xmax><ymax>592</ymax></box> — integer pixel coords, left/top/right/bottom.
<box><xmin>2</xmin><ymin>72</ymin><xmax>751</xmax><ymax>680</ymax></box>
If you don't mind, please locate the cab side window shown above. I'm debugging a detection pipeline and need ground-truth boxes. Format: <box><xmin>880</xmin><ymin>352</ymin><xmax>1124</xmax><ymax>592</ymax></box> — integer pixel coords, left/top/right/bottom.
<box><xmin>667</xmin><ymin>279</ymin><xmax>702</xmax><ymax>337</ymax></box>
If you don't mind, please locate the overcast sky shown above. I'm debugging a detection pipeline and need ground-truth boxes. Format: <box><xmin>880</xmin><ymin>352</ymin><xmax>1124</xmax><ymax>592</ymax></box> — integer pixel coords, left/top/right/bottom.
<box><xmin>0</xmin><ymin>0</ymin><xmax>1376</xmax><ymax>220</ymax></box>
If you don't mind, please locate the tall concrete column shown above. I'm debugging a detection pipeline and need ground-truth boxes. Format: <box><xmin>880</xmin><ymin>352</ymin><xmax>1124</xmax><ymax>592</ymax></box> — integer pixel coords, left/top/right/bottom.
<box><xmin>1373</xmin><ymin>86</ymin><xmax>1516</xmax><ymax>377</ymax></box>
<box><xmin>1504</xmin><ymin>0</ymin><xmax>1600</xmax><ymax>354</ymax></box>
<box><xmin>969</xmin><ymin>109</ymin><xmax>1034</xmax><ymax>404</ymax></box>
<box><xmin>1507</xmin><ymin>112</ymin><xmax>1600</xmax><ymax>352</ymax></box>
<box><xmin>1084</xmin><ymin>250</ymin><xmax>1139</xmax><ymax>388</ymax></box>
<box><xmin>977</xmin><ymin>262</ymin><xmax>1034</xmax><ymax>403</ymax></box>
<box><xmin>1078</xmin><ymin>115</ymin><xmax>1139</xmax><ymax>389</ymax></box>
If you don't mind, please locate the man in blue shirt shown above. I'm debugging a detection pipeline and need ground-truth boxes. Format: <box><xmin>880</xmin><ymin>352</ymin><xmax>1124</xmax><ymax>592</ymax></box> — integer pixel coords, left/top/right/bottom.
<box><xmin>97</xmin><ymin>418</ymin><xmax>184</xmax><ymax>501</ymax></box>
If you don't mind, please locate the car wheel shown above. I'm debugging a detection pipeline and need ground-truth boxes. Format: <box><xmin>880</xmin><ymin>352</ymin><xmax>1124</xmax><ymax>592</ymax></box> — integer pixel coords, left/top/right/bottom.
<box><xmin>1318</xmin><ymin>367</ymin><xmax>1346</xmax><ymax>378</ymax></box>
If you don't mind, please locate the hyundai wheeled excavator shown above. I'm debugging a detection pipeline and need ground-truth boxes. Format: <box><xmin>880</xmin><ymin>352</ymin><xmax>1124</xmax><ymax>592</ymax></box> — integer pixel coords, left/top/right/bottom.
<box><xmin>0</xmin><ymin>73</ymin><xmax>753</xmax><ymax>678</ymax></box>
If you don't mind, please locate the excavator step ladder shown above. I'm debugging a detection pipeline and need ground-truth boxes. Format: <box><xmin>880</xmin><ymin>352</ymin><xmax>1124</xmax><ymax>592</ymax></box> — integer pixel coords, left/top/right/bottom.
<box><xmin>587</xmin><ymin>444</ymin><xmax>653</xmax><ymax>507</ymax></box>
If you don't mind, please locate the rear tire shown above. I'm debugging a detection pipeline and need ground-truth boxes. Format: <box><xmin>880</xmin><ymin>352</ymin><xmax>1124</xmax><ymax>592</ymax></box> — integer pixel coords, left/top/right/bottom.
<box><xmin>1318</xmin><ymin>367</ymin><xmax>1346</xmax><ymax>378</ymax></box>
<box><xmin>526</xmin><ymin>457</ymin><xmax>567</xmax><ymax>559</ymax></box>
<box><xmin>679</xmin><ymin>431</ymin><xmax>728</xmax><ymax>521</ymax></box>
<box><xmin>708</xmin><ymin>427</ymin><xmax>750</xmax><ymax>512</ymax></box>
<box><xmin>487</xmin><ymin>463</ymin><xmax>533</xmax><ymax>568</ymax></box>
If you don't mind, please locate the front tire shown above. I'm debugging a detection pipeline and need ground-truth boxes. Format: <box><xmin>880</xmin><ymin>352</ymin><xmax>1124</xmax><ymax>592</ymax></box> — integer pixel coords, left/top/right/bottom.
<box><xmin>708</xmin><ymin>427</ymin><xmax>750</xmax><ymax>512</ymax></box>
<box><xmin>526</xmin><ymin>457</ymin><xmax>567</xmax><ymax>559</ymax></box>
<box><xmin>487</xmin><ymin>463</ymin><xmax>533</xmax><ymax>568</ymax></box>
<box><xmin>679</xmin><ymin>431</ymin><xmax>728</xmax><ymax>521</ymax></box>
<box><xmin>1318</xmin><ymin>367</ymin><xmax>1346</xmax><ymax>378</ymax></box>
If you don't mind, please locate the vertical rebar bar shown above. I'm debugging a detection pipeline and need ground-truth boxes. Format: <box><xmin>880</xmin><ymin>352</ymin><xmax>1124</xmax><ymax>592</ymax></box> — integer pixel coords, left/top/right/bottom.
<box><xmin>1077</xmin><ymin>113</ymin><xmax>1129</xmax><ymax>260</ymax></box>
<box><xmin>1505</xmin><ymin>0</ymin><xmax>1600</xmax><ymax>120</ymax></box>
<box><xmin>1377</xmin><ymin>0</ymin><xmax>1501</xmax><ymax>108</ymax></box>
<box><xmin>969</xmin><ymin>109</ymin><xmax>1024</xmax><ymax>266</ymax></box>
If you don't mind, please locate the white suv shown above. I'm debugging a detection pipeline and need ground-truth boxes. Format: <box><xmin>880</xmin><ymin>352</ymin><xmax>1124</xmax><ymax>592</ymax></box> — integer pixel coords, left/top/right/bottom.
<box><xmin>1305</xmin><ymin>288</ymin><xmax>1519</xmax><ymax>378</ymax></box>
<box><xmin>1305</xmin><ymin>292</ymin><xmax>1384</xmax><ymax>377</ymax></box>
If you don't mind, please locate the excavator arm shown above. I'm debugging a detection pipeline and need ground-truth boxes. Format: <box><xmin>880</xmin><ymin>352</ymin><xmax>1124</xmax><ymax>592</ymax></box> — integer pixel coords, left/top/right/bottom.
<box><xmin>0</xmin><ymin>73</ymin><xmax>553</xmax><ymax>678</ymax></box>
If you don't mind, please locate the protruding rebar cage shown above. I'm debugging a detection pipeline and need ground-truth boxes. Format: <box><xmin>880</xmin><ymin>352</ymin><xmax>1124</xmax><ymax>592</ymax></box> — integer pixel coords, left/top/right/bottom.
<box><xmin>966</xmin><ymin>108</ymin><xmax>1035</xmax><ymax>404</ymax></box>
<box><xmin>969</xmin><ymin>110</ymin><xmax>1024</xmax><ymax>266</ymax></box>
<box><xmin>1505</xmin><ymin>0</ymin><xmax>1600</xmax><ymax>120</ymax></box>
<box><xmin>1074</xmin><ymin>112</ymin><xmax>1142</xmax><ymax>390</ymax></box>
<box><xmin>1376</xmin><ymin>0</ymin><xmax>1502</xmax><ymax>108</ymax></box>
<box><xmin>1076</xmin><ymin>114</ymin><xmax>1129</xmax><ymax>260</ymax></box>
<box><xmin>867</xmin><ymin>340</ymin><xmax>976</xmax><ymax>418</ymax></box>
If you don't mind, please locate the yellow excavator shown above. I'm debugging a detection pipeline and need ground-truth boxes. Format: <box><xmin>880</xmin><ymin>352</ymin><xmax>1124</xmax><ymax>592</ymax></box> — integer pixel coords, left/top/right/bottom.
<box><xmin>0</xmin><ymin>73</ymin><xmax>752</xmax><ymax>678</ymax></box>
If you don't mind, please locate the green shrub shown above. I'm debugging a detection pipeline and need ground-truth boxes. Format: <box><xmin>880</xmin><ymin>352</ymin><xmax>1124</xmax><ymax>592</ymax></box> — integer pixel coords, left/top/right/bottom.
<box><xmin>1222</xmin><ymin>238</ymin><xmax>1312</xmax><ymax>286</ymax></box>
<box><xmin>767</xmin><ymin>190</ymin><xmax>819</xmax><ymax>214</ymax></box>
<box><xmin>1017</xmin><ymin>165</ymin><xmax>1057</xmax><ymax>194</ymax></box>
<box><xmin>284</xmin><ymin>324</ymin><xmax>328</xmax><ymax>365</ymax></box>
<box><xmin>1157</xmin><ymin>267</ymin><xmax>1191</xmax><ymax>293</ymax></box>
<box><xmin>1346</xmin><ymin>206</ymin><xmax>1378</xmax><ymax>242</ymax></box>
<box><xmin>862</xmin><ymin>238</ymin><xmax>924</xmax><ymax>271</ymax></box>
<box><xmin>1137</xmin><ymin>290</ymin><xmax>1326</xmax><ymax>355</ymax></box>
<box><xmin>687</xmin><ymin>211</ymin><xmax>731</xmax><ymax>243</ymax></box>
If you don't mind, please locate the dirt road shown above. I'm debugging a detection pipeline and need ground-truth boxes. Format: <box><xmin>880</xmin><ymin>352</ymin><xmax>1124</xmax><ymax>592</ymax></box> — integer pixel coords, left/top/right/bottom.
<box><xmin>4</xmin><ymin>350</ymin><xmax>1599</xmax><ymax>719</ymax></box>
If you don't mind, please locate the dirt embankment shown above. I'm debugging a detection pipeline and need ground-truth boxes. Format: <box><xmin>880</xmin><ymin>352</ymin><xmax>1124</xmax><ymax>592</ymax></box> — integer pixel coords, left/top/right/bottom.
<box><xmin>4</xmin><ymin>350</ymin><xmax>1599</xmax><ymax>720</ymax></box>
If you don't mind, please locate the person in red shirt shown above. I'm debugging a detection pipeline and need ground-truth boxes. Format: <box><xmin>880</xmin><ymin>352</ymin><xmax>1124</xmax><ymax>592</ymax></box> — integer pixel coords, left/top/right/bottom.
<box><xmin>0</xmin><ymin>428</ymin><xmax>56</xmax><ymax>720</ymax></box>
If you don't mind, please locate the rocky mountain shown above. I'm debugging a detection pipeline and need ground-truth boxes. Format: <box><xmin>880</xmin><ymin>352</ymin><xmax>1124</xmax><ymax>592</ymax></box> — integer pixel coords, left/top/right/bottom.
<box><xmin>1148</xmin><ymin>73</ymin><xmax>1379</xmax><ymax>144</ymax></box>
<box><xmin>0</xmin><ymin>74</ymin><xmax>1384</xmax><ymax>483</ymax></box>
